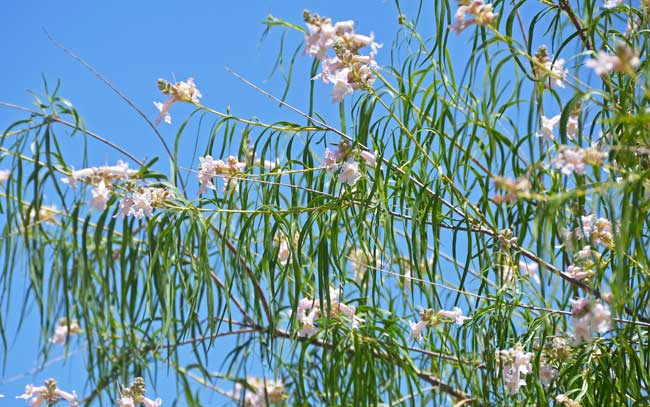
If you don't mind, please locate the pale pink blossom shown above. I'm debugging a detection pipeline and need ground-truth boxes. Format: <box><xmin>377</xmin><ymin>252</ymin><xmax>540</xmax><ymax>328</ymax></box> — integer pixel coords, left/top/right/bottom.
<box><xmin>536</xmin><ymin>114</ymin><xmax>561</xmax><ymax>141</ymax></box>
<box><xmin>118</xmin><ymin>396</ymin><xmax>135</xmax><ymax>407</ymax></box>
<box><xmin>90</xmin><ymin>180</ymin><xmax>110</xmax><ymax>210</ymax></box>
<box><xmin>330</xmin><ymin>68</ymin><xmax>354</xmax><ymax>103</ymax></box>
<box><xmin>155</xmin><ymin>78</ymin><xmax>202</xmax><ymax>125</ymax></box>
<box><xmin>566</xmin><ymin>115</ymin><xmax>579</xmax><ymax>140</ymax></box>
<box><xmin>544</xmin><ymin>58</ymin><xmax>568</xmax><ymax>89</ymax></box>
<box><xmin>17</xmin><ymin>382</ymin><xmax>79</xmax><ymax>407</ymax></box>
<box><xmin>49</xmin><ymin>318</ymin><xmax>81</xmax><ymax>345</ymax></box>
<box><xmin>586</xmin><ymin>51</ymin><xmax>621</xmax><ymax>75</ymax></box>
<box><xmin>498</xmin><ymin>345</ymin><xmax>533</xmax><ymax>394</ymax></box>
<box><xmin>539</xmin><ymin>364</ymin><xmax>558</xmax><ymax>388</ymax></box>
<box><xmin>142</xmin><ymin>397</ymin><xmax>163</xmax><ymax>407</ymax></box>
<box><xmin>570</xmin><ymin>298</ymin><xmax>612</xmax><ymax>344</ymax></box>
<box><xmin>231</xmin><ymin>377</ymin><xmax>285</xmax><ymax>407</ymax></box>
<box><xmin>0</xmin><ymin>169</ymin><xmax>10</xmax><ymax>183</ymax></box>
<box><xmin>436</xmin><ymin>307</ymin><xmax>471</xmax><ymax>326</ymax></box>
<box><xmin>129</xmin><ymin>190</ymin><xmax>153</xmax><ymax>219</ymax></box>
<box><xmin>324</xmin><ymin>148</ymin><xmax>344</xmax><ymax>171</ymax></box>
<box><xmin>338</xmin><ymin>159</ymin><xmax>362</xmax><ymax>186</ymax></box>
<box><xmin>603</xmin><ymin>0</ymin><xmax>623</xmax><ymax>8</ymax></box>
<box><xmin>518</xmin><ymin>260</ymin><xmax>540</xmax><ymax>284</ymax></box>
<box><xmin>450</xmin><ymin>1</ymin><xmax>498</xmax><ymax>33</ymax></box>
<box><xmin>360</xmin><ymin>150</ymin><xmax>378</xmax><ymax>167</ymax></box>
<box><xmin>567</xmin><ymin>264</ymin><xmax>594</xmax><ymax>281</ymax></box>
<box><xmin>408</xmin><ymin>319</ymin><xmax>428</xmax><ymax>342</ymax></box>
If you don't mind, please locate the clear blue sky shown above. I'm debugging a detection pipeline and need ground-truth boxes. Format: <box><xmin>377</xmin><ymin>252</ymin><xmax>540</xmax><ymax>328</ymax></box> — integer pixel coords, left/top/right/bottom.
<box><xmin>0</xmin><ymin>1</ymin><xmax>424</xmax><ymax>405</ymax></box>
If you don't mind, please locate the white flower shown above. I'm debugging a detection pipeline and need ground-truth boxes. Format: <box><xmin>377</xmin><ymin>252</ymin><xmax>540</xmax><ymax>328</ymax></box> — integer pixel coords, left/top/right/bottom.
<box><xmin>197</xmin><ymin>155</ymin><xmax>218</xmax><ymax>193</ymax></box>
<box><xmin>408</xmin><ymin>319</ymin><xmax>428</xmax><ymax>342</ymax></box>
<box><xmin>585</xmin><ymin>51</ymin><xmax>621</xmax><ymax>75</ymax></box>
<box><xmin>277</xmin><ymin>241</ymin><xmax>291</xmax><ymax>266</ymax></box>
<box><xmin>359</xmin><ymin>150</ymin><xmax>378</xmax><ymax>167</ymax></box>
<box><xmin>536</xmin><ymin>114</ymin><xmax>561</xmax><ymax>141</ymax></box>
<box><xmin>566</xmin><ymin>115</ymin><xmax>579</xmax><ymax>140</ymax></box>
<box><xmin>552</xmin><ymin>145</ymin><xmax>586</xmax><ymax>175</ymax></box>
<box><xmin>518</xmin><ymin>261</ymin><xmax>540</xmax><ymax>284</ymax></box>
<box><xmin>324</xmin><ymin>148</ymin><xmax>344</xmax><ymax>171</ymax></box>
<box><xmin>498</xmin><ymin>345</ymin><xmax>533</xmax><ymax>394</ymax></box>
<box><xmin>232</xmin><ymin>377</ymin><xmax>285</xmax><ymax>407</ymax></box>
<box><xmin>154</xmin><ymin>100</ymin><xmax>173</xmax><ymax>125</ymax></box>
<box><xmin>567</xmin><ymin>264</ymin><xmax>594</xmax><ymax>281</ymax></box>
<box><xmin>539</xmin><ymin>364</ymin><xmax>558</xmax><ymax>388</ymax></box>
<box><xmin>118</xmin><ymin>396</ymin><xmax>135</xmax><ymax>407</ymax></box>
<box><xmin>49</xmin><ymin>318</ymin><xmax>81</xmax><ymax>345</ymax></box>
<box><xmin>90</xmin><ymin>180</ymin><xmax>110</xmax><ymax>210</ymax></box>
<box><xmin>142</xmin><ymin>397</ymin><xmax>163</xmax><ymax>407</ymax></box>
<box><xmin>570</xmin><ymin>298</ymin><xmax>612</xmax><ymax>343</ymax></box>
<box><xmin>155</xmin><ymin>78</ymin><xmax>202</xmax><ymax>125</ymax></box>
<box><xmin>338</xmin><ymin>159</ymin><xmax>362</xmax><ymax>186</ymax></box>
<box><xmin>0</xmin><ymin>169</ymin><xmax>10</xmax><ymax>183</ymax></box>
<box><xmin>591</xmin><ymin>302</ymin><xmax>612</xmax><ymax>333</ymax></box>
<box><xmin>330</xmin><ymin>68</ymin><xmax>354</xmax><ymax>103</ymax></box>
<box><xmin>437</xmin><ymin>307</ymin><xmax>471</xmax><ymax>326</ymax></box>
<box><xmin>544</xmin><ymin>58</ymin><xmax>568</xmax><ymax>88</ymax></box>
<box><xmin>603</xmin><ymin>0</ymin><xmax>623</xmax><ymax>7</ymax></box>
<box><xmin>129</xmin><ymin>190</ymin><xmax>153</xmax><ymax>219</ymax></box>
<box><xmin>450</xmin><ymin>1</ymin><xmax>498</xmax><ymax>33</ymax></box>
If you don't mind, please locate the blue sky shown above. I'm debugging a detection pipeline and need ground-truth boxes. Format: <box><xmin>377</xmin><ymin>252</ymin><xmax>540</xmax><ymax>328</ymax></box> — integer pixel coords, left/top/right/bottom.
<box><xmin>0</xmin><ymin>1</ymin><xmax>421</xmax><ymax>405</ymax></box>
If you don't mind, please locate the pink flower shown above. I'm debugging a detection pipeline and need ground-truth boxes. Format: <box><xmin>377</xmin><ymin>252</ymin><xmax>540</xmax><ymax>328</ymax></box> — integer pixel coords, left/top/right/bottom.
<box><xmin>437</xmin><ymin>307</ymin><xmax>471</xmax><ymax>326</ymax></box>
<box><xmin>154</xmin><ymin>78</ymin><xmax>202</xmax><ymax>125</ymax></box>
<box><xmin>536</xmin><ymin>114</ymin><xmax>561</xmax><ymax>141</ymax></box>
<box><xmin>359</xmin><ymin>150</ymin><xmax>378</xmax><ymax>167</ymax></box>
<box><xmin>330</xmin><ymin>69</ymin><xmax>354</xmax><ymax>103</ymax></box>
<box><xmin>338</xmin><ymin>159</ymin><xmax>362</xmax><ymax>186</ymax></box>
<box><xmin>118</xmin><ymin>396</ymin><xmax>135</xmax><ymax>407</ymax></box>
<box><xmin>129</xmin><ymin>190</ymin><xmax>153</xmax><ymax>219</ymax></box>
<box><xmin>585</xmin><ymin>51</ymin><xmax>621</xmax><ymax>75</ymax></box>
<box><xmin>0</xmin><ymin>169</ymin><xmax>10</xmax><ymax>183</ymax></box>
<box><xmin>142</xmin><ymin>397</ymin><xmax>163</xmax><ymax>407</ymax></box>
<box><xmin>90</xmin><ymin>180</ymin><xmax>110</xmax><ymax>210</ymax></box>
<box><xmin>408</xmin><ymin>319</ymin><xmax>428</xmax><ymax>341</ymax></box>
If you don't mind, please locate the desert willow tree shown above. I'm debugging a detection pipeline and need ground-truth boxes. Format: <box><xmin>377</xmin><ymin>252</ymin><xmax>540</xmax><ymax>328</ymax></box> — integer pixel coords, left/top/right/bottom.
<box><xmin>1</xmin><ymin>0</ymin><xmax>649</xmax><ymax>405</ymax></box>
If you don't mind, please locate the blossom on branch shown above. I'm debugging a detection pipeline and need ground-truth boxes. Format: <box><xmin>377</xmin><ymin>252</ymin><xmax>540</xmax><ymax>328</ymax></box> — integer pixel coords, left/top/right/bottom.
<box><xmin>154</xmin><ymin>77</ymin><xmax>202</xmax><ymax>125</ymax></box>
<box><xmin>17</xmin><ymin>379</ymin><xmax>79</xmax><ymax>407</ymax></box>
<box><xmin>450</xmin><ymin>1</ymin><xmax>498</xmax><ymax>33</ymax></box>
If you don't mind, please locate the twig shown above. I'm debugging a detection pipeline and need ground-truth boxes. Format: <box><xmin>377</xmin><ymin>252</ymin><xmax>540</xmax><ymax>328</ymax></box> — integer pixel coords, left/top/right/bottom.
<box><xmin>558</xmin><ymin>0</ymin><xmax>593</xmax><ymax>51</ymax></box>
<box><xmin>0</xmin><ymin>101</ymin><xmax>143</xmax><ymax>166</ymax></box>
<box><xmin>44</xmin><ymin>31</ymin><xmax>186</xmax><ymax>193</ymax></box>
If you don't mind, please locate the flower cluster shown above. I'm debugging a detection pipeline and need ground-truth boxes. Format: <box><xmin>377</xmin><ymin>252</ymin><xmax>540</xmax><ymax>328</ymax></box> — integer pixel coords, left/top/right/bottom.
<box><xmin>49</xmin><ymin>318</ymin><xmax>81</xmax><ymax>345</ymax></box>
<box><xmin>497</xmin><ymin>344</ymin><xmax>533</xmax><ymax>394</ymax></box>
<box><xmin>17</xmin><ymin>379</ymin><xmax>79</xmax><ymax>407</ymax></box>
<box><xmin>154</xmin><ymin>77</ymin><xmax>202</xmax><ymax>125</ymax></box>
<box><xmin>293</xmin><ymin>287</ymin><xmax>362</xmax><ymax>337</ymax></box>
<box><xmin>304</xmin><ymin>10</ymin><xmax>382</xmax><ymax>103</ymax></box>
<box><xmin>197</xmin><ymin>155</ymin><xmax>246</xmax><ymax>194</ymax></box>
<box><xmin>492</xmin><ymin>176</ymin><xmax>531</xmax><ymax>203</ymax></box>
<box><xmin>61</xmin><ymin>161</ymin><xmax>151</xmax><ymax>214</ymax></box>
<box><xmin>118</xmin><ymin>377</ymin><xmax>162</xmax><ymax>407</ymax></box>
<box><xmin>450</xmin><ymin>1</ymin><xmax>498</xmax><ymax>34</ymax></box>
<box><xmin>61</xmin><ymin>161</ymin><xmax>138</xmax><ymax>189</ymax></box>
<box><xmin>115</xmin><ymin>186</ymin><xmax>170</xmax><ymax>219</ymax></box>
<box><xmin>570</xmin><ymin>298</ymin><xmax>612</xmax><ymax>344</ymax></box>
<box><xmin>585</xmin><ymin>43</ymin><xmax>640</xmax><ymax>75</ymax></box>
<box><xmin>573</xmin><ymin>214</ymin><xmax>614</xmax><ymax>248</ymax></box>
<box><xmin>552</xmin><ymin>145</ymin><xmax>608</xmax><ymax>175</ymax></box>
<box><xmin>533</xmin><ymin>45</ymin><xmax>568</xmax><ymax>89</ymax></box>
<box><xmin>408</xmin><ymin>307</ymin><xmax>471</xmax><ymax>341</ymax></box>
<box><xmin>324</xmin><ymin>142</ymin><xmax>378</xmax><ymax>186</ymax></box>
<box><xmin>231</xmin><ymin>377</ymin><xmax>286</xmax><ymax>407</ymax></box>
